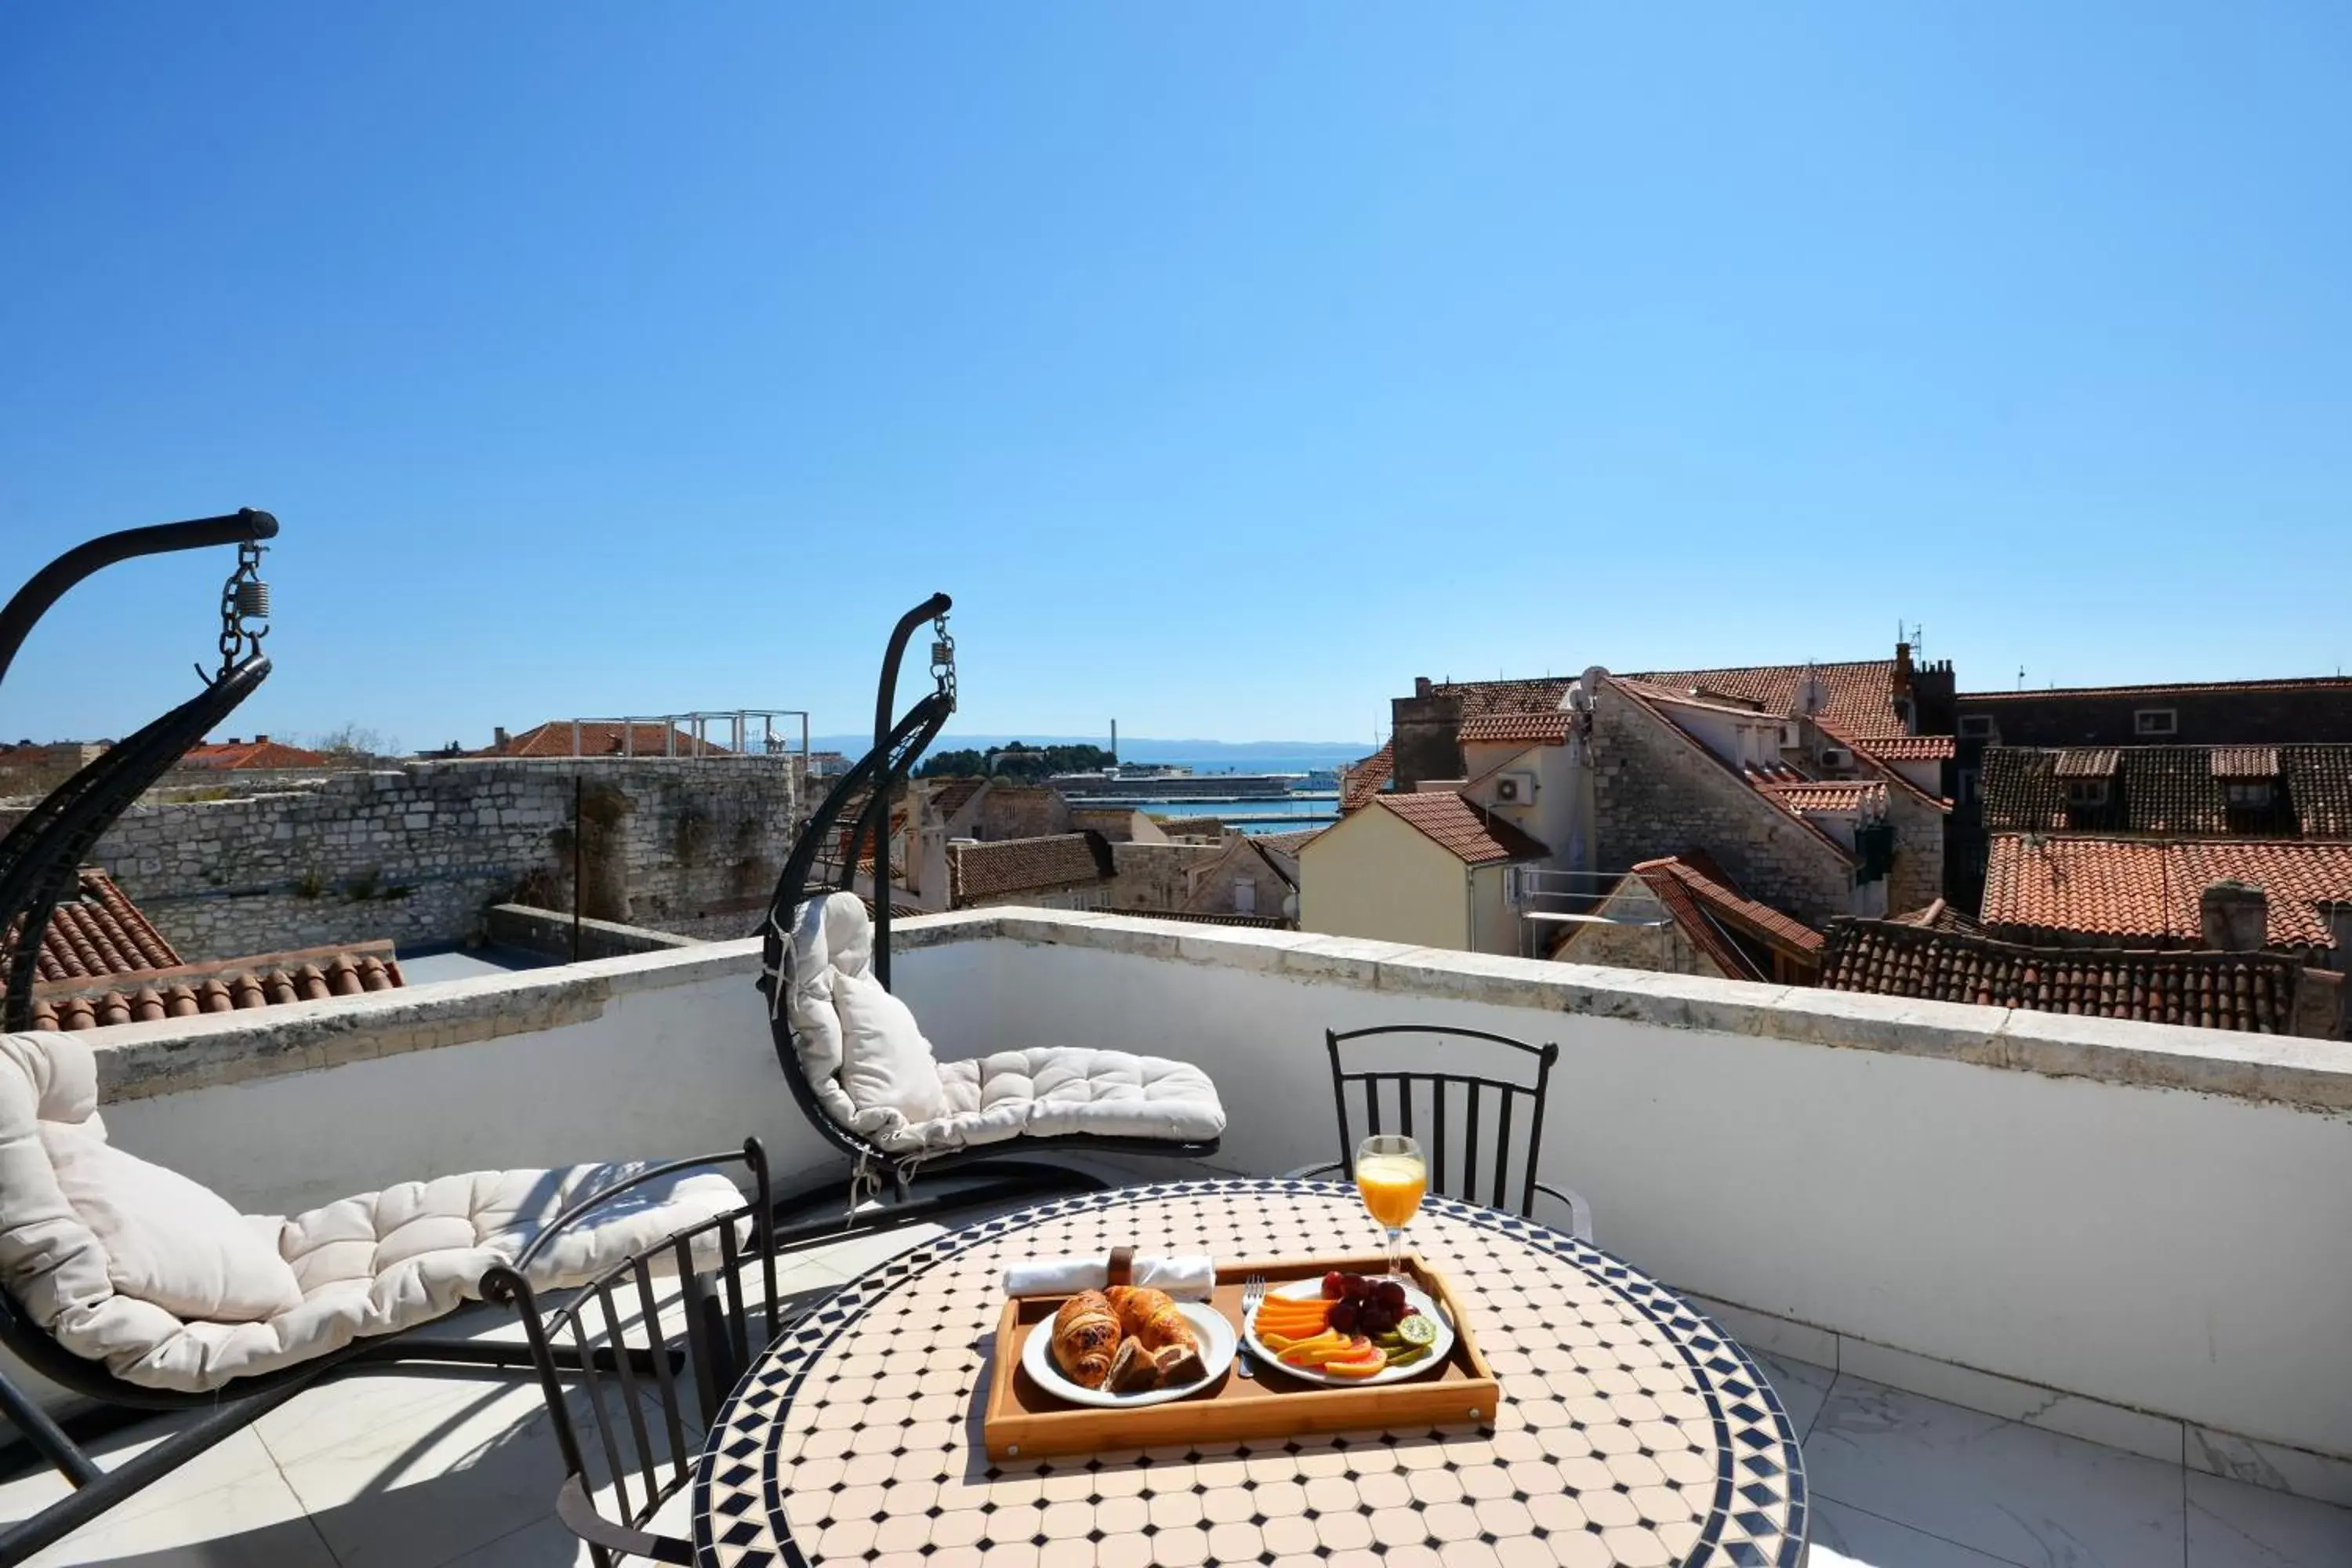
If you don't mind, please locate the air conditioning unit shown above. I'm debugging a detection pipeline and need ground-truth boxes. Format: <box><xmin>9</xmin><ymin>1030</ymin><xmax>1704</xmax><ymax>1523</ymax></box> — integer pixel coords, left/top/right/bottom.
<box><xmin>1780</xmin><ymin>723</ymin><xmax>1799</xmax><ymax>749</ymax></box>
<box><xmin>1492</xmin><ymin>771</ymin><xmax>1537</xmax><ymax>806</ymax></box>
<box><xmin>1819</xmin><ymin>746</ymin><xmax>1852</xmax><ymax>770</ymax></box>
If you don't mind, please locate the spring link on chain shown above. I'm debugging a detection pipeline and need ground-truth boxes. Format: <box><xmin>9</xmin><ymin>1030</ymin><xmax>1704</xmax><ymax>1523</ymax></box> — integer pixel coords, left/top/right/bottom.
<box><xmin>213</xmin><ymin>540</ymin><xmax>271</xmax><ymax>679</ymax></box>
<box><xmin>931</xmin><ymin>613</ymin><xmax>957</xmax><ymax>712</ymax></box>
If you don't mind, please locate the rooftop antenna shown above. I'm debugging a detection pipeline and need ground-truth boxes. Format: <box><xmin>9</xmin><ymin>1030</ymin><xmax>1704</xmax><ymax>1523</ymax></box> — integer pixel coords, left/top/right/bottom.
<box><xmin>2017</xmin><ymin>665</ymin><xmax>2026</xmax><ymax>690</ymax></box>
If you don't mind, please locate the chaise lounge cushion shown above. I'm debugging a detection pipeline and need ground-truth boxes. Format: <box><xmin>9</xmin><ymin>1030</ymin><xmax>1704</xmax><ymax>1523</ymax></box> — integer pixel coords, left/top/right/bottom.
<box><xmin>0</xmin><ymin>1031</ymin><xmax>746</xmax><ymax>1393</ymax></box>
<box><xmin>785</xmin><ymin>894</ymin><xmax>1226</xmax><ymax>1157</ymax></box>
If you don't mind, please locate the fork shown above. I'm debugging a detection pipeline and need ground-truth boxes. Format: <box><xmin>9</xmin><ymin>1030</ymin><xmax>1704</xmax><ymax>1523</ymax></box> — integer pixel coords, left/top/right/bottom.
<box><xmin>1238</xmin><ymin>1275</ymin><xmax>1266</xmax><ymax>1378</ymax></box>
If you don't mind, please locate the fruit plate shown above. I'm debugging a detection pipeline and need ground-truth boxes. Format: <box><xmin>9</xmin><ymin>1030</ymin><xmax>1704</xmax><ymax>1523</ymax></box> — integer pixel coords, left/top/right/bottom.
<box><xmin>1243</xmin><ymin>1276</ymin><xmax>1457</xmax><ymax>1386</ymax></box>
<box><xmin>982</xmin><ymin>1253</ymin><xmax>1497</xmax><ymax>1461</ymax></box>
<box><xmin>1019</xmin><ymin>1301</ymin><xmax>1237</xmax><ymax>1408</ymax></box>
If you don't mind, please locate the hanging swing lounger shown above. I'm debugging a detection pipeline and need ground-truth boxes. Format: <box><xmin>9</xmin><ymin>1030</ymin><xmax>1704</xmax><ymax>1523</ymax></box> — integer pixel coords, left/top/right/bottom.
<box><xmin>759</xmin><ymin>594</ymin><xmax>1225</xmax><ymax>1200</ymax></box>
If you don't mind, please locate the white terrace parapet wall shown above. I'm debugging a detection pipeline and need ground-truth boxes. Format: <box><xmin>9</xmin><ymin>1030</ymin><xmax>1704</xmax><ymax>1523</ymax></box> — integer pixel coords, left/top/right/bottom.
<box><xmin>57</xmin><ymin>910</ymin><xmax>2352</xmax><ymax>1497</ymax></box>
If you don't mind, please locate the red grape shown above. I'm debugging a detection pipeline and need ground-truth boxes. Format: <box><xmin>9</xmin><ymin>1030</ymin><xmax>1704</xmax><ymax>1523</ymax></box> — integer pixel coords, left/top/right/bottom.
<box><xmin>1376</xmin><ymin>1281</ymin><xmax>1409</xmax><ymax>1312</ymax></box>
<box><xmin>1329</xmin><ymin>1298</ymin><xmax>1360</xmax><ymax>1334</ymax></box>
<box><xmin>1343</xmin><ymin>1274</ymin><xmax>1373</xmax><ymax>1299</ymax></box>
<box><xmin>1321</xmin><ymin>1271</ymin><xmax>1346</xmax><ymax>1300</ymax></box>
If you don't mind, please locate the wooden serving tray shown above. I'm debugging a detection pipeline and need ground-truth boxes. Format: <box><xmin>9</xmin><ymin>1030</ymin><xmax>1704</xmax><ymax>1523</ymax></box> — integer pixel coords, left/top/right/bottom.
<box><xmin>982</xmin><ymin>1253</ymin><xmax>1498</xmax><ymax>1461</ymax></box>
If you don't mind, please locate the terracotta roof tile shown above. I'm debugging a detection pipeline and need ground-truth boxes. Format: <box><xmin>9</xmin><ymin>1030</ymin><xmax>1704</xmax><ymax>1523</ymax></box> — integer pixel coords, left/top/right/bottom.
<box><xmin>1250</xmin><ymin>828</ymin><xmax>1327</xmax><ymax>860</ymax></box>
<box><xmin>1605</xmin><ymin>679</ymin><xmax>1857</xmax><ymax>866</ymax></box>
<box><xmin>1457</xmin><ymin>712</ymin><xmax>1571</xmax><ymax>747</ymax></box>
<box><xmin>927</xmin><ymin>777</ymin><xmax>987</xmax><ymax>818</ymax></box>
<box><xmin>20</xmin><ymin>940</ymin><xmax>405</xmax><ymax>1032</ymax></box>
<box><xmin>1755</xmin><ymin>781</ymin><xmax>1886</xmax><ymax>815</ymax></box>
<box><xmin>1339</xmin><ymin>743</ymin><xmax>1393</xmax><ymax>813</ymax></box>
<box><xmin>479</xmin><ymin>722</ymin><xmax>733</xmax><ymax>758</ymax></box>
<box><xmin>1958</xmin><ymin>676</ymin><xmax>2352</xmax><ymax>702</ymax></box>
<box><xmin>1820</xmin><ymin>918</ymin><xmax>2306</xmax><ymax>1034</ymax></box>
<box><xmin>1982</xmin><ymin>833</ymin><xmax>2352</xmax><ymax>949</ymax></box>
<box><xmin>1428</xmin><ymin>678</ymin><xmax>1575</xmax><ymax>718</ymax></box>
<box><xmin>1982</xmin><ymin>746</ymin><xmax>2352</xmax><ymax>838</ymax></box>
<box><xmin>1849</xmin><ymin>735</ymin><xmax>1955</xmax><ymax>762</ymax></box>
<box><xmin>0</xmin><ymin>869</ymin><xmax>182</xmax><ymax>983</ymax></box>
<box><xmin>1628</xmin><ymin>659</ymin><xmax>1911</xmax><ymax>739</ymax></box>
<box><xmin>2052</xmin><ymin>748</ymin><xmax>2123</xmax><ymax>779</ymax></box>
<box><xmin>181</xmin><ymin>738</ymin><xmax>328</xmax><ymax>770</ymax></box>
<box><xmin>2210</xmin><ymin>747</ymin><xmax>2281</xmax><ymax>779</ymax></box>
<box><xmin>1892</xmin><ymin>898</ymin><xmax>1983</xmax><ymax>935</ymax></box>
<box><xmin>949</xmin><ymin>832</ymin><xmax>1116</xmax><ymax>902</ymax></box>
<box><xmin>1629</xmin><ymin>855</ymin><xmax>1823</xmax><ymax>977</ymax></box>
<box><xmin>1372</xmin><ymin>793</ymin><xmax>1549</xmax><ymax>866</ymax></box>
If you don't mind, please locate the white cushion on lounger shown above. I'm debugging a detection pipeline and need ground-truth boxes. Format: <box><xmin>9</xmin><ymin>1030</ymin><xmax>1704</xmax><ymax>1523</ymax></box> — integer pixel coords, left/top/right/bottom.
<box><xmin>786</xmin><ymin>894</ymin><xmax>1226</xmax><ymax>1157</ymax></box>
<box><xmin>0</xmin><ymin>1031</ymin><xmax>746</xmax><ymax>1394</ymax></box>
<box><xmin>877</xmin><ymin>1047</ymin><xmax>1226</xmax><ymax>1155</ymax></box>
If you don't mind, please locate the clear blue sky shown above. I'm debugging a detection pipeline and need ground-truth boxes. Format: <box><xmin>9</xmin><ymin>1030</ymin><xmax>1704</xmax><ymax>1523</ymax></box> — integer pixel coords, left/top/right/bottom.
<box><xmin>3</xmin><ymin>4</ymin><xmax>2347</xmax><ymax>753</ymax></box>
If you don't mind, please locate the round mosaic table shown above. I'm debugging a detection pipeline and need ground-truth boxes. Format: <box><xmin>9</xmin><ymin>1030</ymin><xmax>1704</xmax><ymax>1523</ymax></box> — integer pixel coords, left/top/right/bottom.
<box><xmin>693</xmin><ymin>1179</ymin><xmax>1807</xmax><ymax>1568</ymax></box>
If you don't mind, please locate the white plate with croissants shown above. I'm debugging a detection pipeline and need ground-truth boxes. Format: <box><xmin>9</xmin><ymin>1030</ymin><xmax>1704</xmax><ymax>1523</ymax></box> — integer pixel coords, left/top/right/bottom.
<box><xmin>1023</xmin><ymin>1284</ymin><xmax>1238</xmax><ymax>1407</ymax></box>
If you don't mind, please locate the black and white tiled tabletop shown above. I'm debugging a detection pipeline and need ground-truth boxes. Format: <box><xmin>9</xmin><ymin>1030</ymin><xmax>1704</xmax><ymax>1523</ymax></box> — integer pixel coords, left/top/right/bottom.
<box><xmin>695</xmin><ymin>1180</ymin><xmax>1806</xmax><ymax>1568</ymax></box>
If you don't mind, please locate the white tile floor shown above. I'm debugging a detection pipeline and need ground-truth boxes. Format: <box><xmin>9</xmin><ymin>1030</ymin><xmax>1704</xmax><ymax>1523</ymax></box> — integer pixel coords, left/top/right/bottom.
<box><xmin>6</xmin><ymin>1218</ymin><xmax>2349</xmax><ymax>1568</ymax></box>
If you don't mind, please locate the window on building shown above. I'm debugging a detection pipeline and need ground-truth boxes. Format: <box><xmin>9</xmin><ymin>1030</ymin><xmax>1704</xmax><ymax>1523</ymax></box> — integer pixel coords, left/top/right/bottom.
<box><xmin>1958</xmin><ymin>768</ymin><xmax>1978</xmax><ymax>804</ymax></box>
<box><xmin>2066</xmin><ymin>779</ymin><xmax>2111</xmax><ymax>808</ymax></box>
<box><xmin>2135</xmin><ymin>709</ymin><xmax>2178</xmax><ymax>737</ymax></box>
<box><xmin>2225</xmin><ymin>779</ymin><xmax>2276</xmax><ymax>810</ymax></box>
<box><xmin>1958</xmin><ymin>715</ymin><xmax>1996</xmax><ymax>739</ymax></box>
<box><xmin>1233</xmin><ymin>877</ymin><xmax>1257</xmax><ymax>916</ymax></box>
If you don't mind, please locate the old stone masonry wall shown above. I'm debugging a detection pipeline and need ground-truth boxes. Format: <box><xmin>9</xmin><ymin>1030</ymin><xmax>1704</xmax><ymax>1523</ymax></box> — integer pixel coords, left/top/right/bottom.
<box><xmin>2</xmin><ymin>757</ymin><xmax>800</xmax><ymax>960</ymax></box>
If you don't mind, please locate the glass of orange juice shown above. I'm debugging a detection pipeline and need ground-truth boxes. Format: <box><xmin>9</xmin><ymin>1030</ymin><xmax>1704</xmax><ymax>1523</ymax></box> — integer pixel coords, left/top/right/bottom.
<box><xmin>1355</xmin><ymin>1134</ymin><xmax>1428</xmax><ymax>1278</ymax></box>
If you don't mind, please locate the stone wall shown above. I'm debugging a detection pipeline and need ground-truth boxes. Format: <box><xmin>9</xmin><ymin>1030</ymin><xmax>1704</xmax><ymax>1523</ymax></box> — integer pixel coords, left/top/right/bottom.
<box><xmin>977</xmin><ymin>788</ymin><xmax>1071</xmax><ymax>841</ymax></box>
<box><xmin>1106</xmin><ymin>841</ymin><xmax>1221</xmax><ymax>913</ymax></box>
<box><xmin>1882</xmin><ymin>786</ymin><xmax>1946</xmax><ymax>917</ymax></box>
<box><xmin>1591</xmin><ymin>686</ymin><xmax>1854</xmax><ymax>927</ymax></box>
<box><xmin>483</xmin><ymin>902</ymin><xmax>701</xmax><ymax>960</ymax></box>
<box><xmin>0</xmin><ymin>757</ymin><xmax>800</xmax><ymax>960</ymax></box>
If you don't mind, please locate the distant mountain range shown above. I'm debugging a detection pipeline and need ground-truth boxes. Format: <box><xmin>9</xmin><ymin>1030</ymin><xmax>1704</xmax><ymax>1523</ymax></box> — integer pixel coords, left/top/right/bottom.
<box><xmin>807</xmin><ymin>734</ymin><xmax>1369</xmax><ymax>764</ymax></box>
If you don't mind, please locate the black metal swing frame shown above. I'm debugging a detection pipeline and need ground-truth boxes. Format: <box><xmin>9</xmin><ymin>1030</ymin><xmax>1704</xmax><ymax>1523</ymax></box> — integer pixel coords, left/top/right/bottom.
<box><xmin>0</xmin><ymin>514</ymin><xmax>769</xmax><ymax>1564</ymax></box>
<box><xmin>755</xmin><ymin>592</ymin><xmax>1221</xmax><ymax>1209</ymax></box>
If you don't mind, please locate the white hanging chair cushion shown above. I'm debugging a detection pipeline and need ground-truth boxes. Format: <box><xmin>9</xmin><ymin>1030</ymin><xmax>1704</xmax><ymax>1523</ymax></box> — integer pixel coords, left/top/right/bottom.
<box><xmin>880</xmin><ymin>1048</ymin><xmax>1227</xmax><ymax>1156</ymax></box>
<box><xmin>786</xmin><ymin>893</ymin><xmax>1225</xmax><ymax>1156</ymax></box>
<box><xmin>0</xmin><ymin>1031</ymin><xmax>746</xmax><ymax>1394</ymax></box>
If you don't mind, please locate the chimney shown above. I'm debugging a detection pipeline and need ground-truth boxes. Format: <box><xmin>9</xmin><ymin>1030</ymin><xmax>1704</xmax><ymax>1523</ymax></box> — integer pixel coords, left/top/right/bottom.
<box><xmin>2318</xmin><ymin>901</ymin><xmax>2352</xmax><ymax>971</ymax></box>
<box><xmin>1893</xmin><ymin>642</ymin><xmax>1914</xmax><ymax>699</ymax></box>
<box><xmin>255</xmin><ymin>733</ymin><xmax>269</xmax><ymax>743</ymax></box>
<box><xmin>493</xmin><ymin>726</ymin><xmax>510</xmax><ymax>750</ymax></box>
<box><xmin>1414</xmin><ymin>677</ymin><xmax>1433</xmax><ymax>699</ymax></box>
<box><xmin>2199</xmin><ymin>880</ymin><xmax>2270</xmax><ymax>952</ymax></box>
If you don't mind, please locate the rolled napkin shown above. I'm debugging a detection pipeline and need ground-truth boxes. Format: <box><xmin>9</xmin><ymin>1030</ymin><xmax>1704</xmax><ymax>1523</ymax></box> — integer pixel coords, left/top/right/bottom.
<box><xmin>1004</xmin><ymin>1254</ymin><xmax>1215</xmax><ymax>1300</ymax></box>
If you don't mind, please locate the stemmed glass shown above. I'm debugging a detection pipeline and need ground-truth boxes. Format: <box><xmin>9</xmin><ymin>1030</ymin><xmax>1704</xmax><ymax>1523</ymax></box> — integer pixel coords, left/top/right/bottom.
<box><xmin>1355</xmin><ymin>1134</ymin><xmax>1428</xmax><ymax>1279</ymax></box>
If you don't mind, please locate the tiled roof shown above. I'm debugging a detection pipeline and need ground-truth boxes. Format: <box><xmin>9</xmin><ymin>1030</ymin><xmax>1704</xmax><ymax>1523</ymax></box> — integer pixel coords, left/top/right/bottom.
<box><xmin>23</xmin><ymin>941</ymin><xmax>405</xmax><ymax>1033</ymax></box>
<box><xmin>1980</xmin><ymin>746</ymin><xmax>2352</xmax><ymax>838</ymax></box>
<box><xmin>1428</xmin><ymin>678</ymin><xmax>1574</xmax><ymax>718</ymax></box>
<box><xmin>1628</xmin><ymin>659</ymin><xmax>1909</xmax><ymax>738</ymax></box>
<box><xmin>1958</xmin><ymin>676</ymin><xmax>2352</xmax><ymax>702</ymax></box>
<box><xmin>1250</xmin><ymin>828</ymin><xmax>1327</xmax><ymax>860</ymax></box>
<box><xmin>181</xmin><ymin>737</ymin><xmax>328</xmax><ymax>769</ymax></box>
<box><xmin>1892</xmin><ymin>898</ymin><xmax>1982</xmax><ymax>935</ymax></box>
<box><xmin>1632</xmin><ymin>855</ymin><xmax>1822</xmax><ymax>978</ymax></box>
<box><xmin>1605</xmin><ymin>679</ymin><xmax>1856</xmax><ymax>866</ymax></box>
<box><xmin>1105</xmin><ymin>909</ymin><xmax>1290</xmax><ymax>931</ymax></box>
<box><xmin>1612</xmin><ymin>679</ymin><xmax>1780</xmax><ymax>722</ymax></box>
<box><xmin>1339</xmin><ymin>744</ymin><xmax>1393</xmax><ymax>813</ymax></box>
<box><xmin>1457</xmin><ymin>711</ymin><xmax>1570</xmax><ymax>747</ymax></box>
<box><xmin>949</xmin><ymin>832</ymin><xmax>1116</xmax><ymax>902</ymax></box>
<box><xmin>0</xmin><ymin>869</ymin><xmax>182</xmax><ymax>983</ymax></box>
<box><xmin>926</xmin><ymin>777</ymin><xmax>987</xmax><ymax>818</ymax></box>
<box><xmin>1981</xmin><ymin>834</ymin><xmax>2352</xmax><ymax>949</ymax></box>
<box><xmin>480</xmin><ymin>722</ymin><xmax>733</xmax><ymax>758</ymax></box>
<box><xmin>2210</xmin><ymin>747</ymin><xmax>2280</xmax><ymax>779</ymax></box>
<box><xmin>1849</xmin><ymin>735</ymin><xmax>1955</xmax><ymax>762</ymax></box>
<box><xmin>1820</xmin><ymin>918</ymin><xmax>2306</xmax><ymax>1034</ymax></box>
<box><xmin>2052</xmin><ymin>748</ymin><xmax>2122</xmax><ymax>779</ymax></box>
<box><xmin>1371</xmin><ymin>792</ymin><xmax>1549</xmax><ymax>866</ymax></box>
<box><xmin>1754</xmin><ymin>781</ymin><xmax>1886</xmax><ymax>816</ymax></box>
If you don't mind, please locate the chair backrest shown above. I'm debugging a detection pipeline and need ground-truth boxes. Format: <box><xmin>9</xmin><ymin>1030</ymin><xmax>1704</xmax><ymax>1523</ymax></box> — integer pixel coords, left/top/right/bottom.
<box><xmin>483</xmin><ymin>1143</ymin><xmax>781</xmax><ymax>1568</ymax></box>
<box><xmin>1323</xmin><ymin>1025</ymin><xmax>1559</xmax><ymax>1218</ymax></box>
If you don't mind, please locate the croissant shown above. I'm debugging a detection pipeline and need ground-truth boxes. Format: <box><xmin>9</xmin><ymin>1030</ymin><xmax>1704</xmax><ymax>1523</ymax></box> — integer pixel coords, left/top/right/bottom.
<box><xmin>1105</xmin><ymin>1286</ymin><xmax>1199</xmax><ymax>1354</ymax></box>
<box><xmin>1052</xmin><ymin>1290</ymin><xmax>1121</xmax><ymax>1388</ymax></box>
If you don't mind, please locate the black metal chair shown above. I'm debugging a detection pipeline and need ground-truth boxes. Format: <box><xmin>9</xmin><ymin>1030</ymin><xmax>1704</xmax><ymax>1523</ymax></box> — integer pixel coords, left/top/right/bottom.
<box><xmin>1293</xmin><ymin>1024</ymin><xmax>1594</xmax><ymax>1240</ymax></box>
<box><xmin>757</xmin><ymin>594</ymin><xmax>1221</xmax><ymax>1211</ymax></box>
<box><xmin>482</xmin><ymin>1142</ymin><xmax>785</xmax><ymax>1567</ymax></box>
